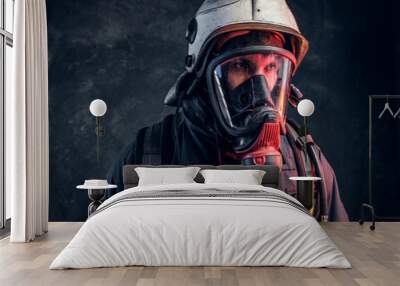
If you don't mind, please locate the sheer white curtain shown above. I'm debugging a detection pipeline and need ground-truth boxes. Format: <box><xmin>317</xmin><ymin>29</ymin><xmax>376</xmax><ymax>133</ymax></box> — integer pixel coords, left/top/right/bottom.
<box><xmin>9</xmin><ymin>0</ymin><xmax>49</xmax><ymax>242</ymax></box>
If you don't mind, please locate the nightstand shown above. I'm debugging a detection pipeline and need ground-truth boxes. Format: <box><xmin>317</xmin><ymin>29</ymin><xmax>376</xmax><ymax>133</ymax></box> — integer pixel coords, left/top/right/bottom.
<box><xmin>77</xmin><ymin>180</ymin><xmax>117</xmax><ymax>217</ymax></box>
<box><xmin>289</xmin><ymin>176</ymin><xmax>321</xmax><ymax>215</ymax></box>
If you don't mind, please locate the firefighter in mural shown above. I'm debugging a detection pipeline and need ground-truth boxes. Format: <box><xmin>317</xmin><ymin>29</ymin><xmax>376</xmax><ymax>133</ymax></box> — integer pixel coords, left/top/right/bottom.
<box><xmin>107</xmin><ymin>0</ymin><xmax>349</xmax><ymax>221</ymax></box>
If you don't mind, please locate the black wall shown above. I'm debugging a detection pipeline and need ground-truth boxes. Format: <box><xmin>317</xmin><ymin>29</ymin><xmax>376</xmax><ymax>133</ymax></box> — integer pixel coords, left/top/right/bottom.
<box><xmin>47</xmin><ymin>0</ymin><xmax>400</xmax><ymax>221</ymax></box>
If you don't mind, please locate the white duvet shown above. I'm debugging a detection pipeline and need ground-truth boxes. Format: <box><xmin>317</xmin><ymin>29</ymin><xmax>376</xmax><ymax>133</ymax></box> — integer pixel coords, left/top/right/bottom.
<box><xmin>50</xmin><ymin>183</ymin><xmax>350</xmax><ymax>269</ymax></box>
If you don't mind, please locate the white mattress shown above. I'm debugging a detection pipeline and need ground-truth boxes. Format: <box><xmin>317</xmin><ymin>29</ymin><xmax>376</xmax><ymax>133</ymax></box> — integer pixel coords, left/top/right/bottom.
<box><xmin>50</xmin><ymin>183</ymin><xmax>351</xmax><ymax>269</ymax></box>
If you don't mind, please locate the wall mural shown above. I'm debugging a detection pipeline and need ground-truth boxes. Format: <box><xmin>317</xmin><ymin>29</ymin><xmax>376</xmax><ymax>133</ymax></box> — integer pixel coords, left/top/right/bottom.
<box><xmin>48</xmin><ymin>0</ymin><xmax>388</xmax><ymax>222</ymax></box>
<box><xmin>105</xmin><ymin>0</ymin><xmax>348</xmax><ymax>221</ymax></box>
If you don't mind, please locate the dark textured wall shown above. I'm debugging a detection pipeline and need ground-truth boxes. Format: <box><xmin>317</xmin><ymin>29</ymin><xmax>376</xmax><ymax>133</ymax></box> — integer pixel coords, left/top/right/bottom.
<box><xmin>47</xmin><ymin>0</ymin><xmax>399</xmax><ymax>221</ymax></box>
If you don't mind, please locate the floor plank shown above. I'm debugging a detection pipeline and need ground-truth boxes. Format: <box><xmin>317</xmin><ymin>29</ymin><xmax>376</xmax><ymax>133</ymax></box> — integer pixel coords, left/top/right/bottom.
<box><xmin>0</xmin><ymin>222</ymin><xmax>399</xmax><ymax>286</ymax></box>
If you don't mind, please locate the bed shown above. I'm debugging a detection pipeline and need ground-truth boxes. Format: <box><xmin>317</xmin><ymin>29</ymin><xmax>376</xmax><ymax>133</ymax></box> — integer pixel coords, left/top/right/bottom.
<box><xmin>50</xmin><ymin>165</ymin><xmax>350</xmax><ymax>269</ymax></box>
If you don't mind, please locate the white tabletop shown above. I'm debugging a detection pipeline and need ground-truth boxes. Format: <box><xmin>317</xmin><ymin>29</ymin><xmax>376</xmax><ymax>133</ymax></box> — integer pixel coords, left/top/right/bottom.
<box><xmin>76</xmin><ymin>185</ymin><xmax>117</xmax><ymax>190</ymax></box>
<box><xmin>289</xmin><ymin>176</ymin><xmax>322</xmax><ymax>181</ymax></box>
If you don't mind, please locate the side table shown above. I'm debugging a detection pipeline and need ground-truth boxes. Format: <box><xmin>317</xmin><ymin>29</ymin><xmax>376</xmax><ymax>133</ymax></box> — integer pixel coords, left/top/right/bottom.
<box><xmin>77</xmin><ymin>180</ymin><xmax>117</xmax><ymax>217</ymax></box>
<box><xmin>289</xmin><ymin>176</ymin><xmax>322</xmax><ymax>216</ymax></box>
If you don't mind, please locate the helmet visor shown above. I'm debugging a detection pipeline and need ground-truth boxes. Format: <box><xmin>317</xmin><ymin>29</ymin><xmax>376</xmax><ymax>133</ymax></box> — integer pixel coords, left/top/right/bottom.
<box><xmin>207</xmin><ymin>46</ymin><xmax>295</xmax><ymax>134</ymax></box>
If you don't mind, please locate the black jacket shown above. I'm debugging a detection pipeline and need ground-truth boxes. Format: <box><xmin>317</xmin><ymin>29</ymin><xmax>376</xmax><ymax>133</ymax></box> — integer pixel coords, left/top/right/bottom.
<box><xmin>107</xmin><ymin>111</ymin><xmax>349</xmax><ymax>221</ymax></box>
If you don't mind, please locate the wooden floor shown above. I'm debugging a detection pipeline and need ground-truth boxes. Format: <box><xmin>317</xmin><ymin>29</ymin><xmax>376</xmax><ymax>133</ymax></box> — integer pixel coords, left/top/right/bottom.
<box><xmin>0</xmin><ymin>222</ymin><xmax>399</xmax><ymax>286</ymax></box>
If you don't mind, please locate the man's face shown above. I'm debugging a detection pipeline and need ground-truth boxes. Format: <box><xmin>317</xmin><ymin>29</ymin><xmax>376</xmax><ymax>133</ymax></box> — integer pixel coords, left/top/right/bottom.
<box><xmin>220</xmin><ymin>52</ymin><xmax>283</xmax><ymax>111</ymax></box>
<box><xmin>209</xmin><ymin>46</ymin><xmax>294</xmax><ymax>131</ymax></box>
<box><xmin>225</xmin><ymin>53</ymin><xmax>281</xmax><ymax>92</ymax></box>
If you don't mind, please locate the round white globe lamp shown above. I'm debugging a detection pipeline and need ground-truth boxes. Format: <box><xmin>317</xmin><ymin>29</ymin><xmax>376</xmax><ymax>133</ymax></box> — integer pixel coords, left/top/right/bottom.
<box><xmin>297</xmin><ymin>99</ymin><xmax>315</xmax><ymax>117</ymax></box>
<box><xmin>89</xmin><ymin>99</ymin><xmax>107</xmax><ymax>117</ymax></box>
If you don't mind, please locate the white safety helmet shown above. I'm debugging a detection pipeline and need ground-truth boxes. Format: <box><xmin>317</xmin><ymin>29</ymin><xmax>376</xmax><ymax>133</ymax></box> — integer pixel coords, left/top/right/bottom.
<box><xmin>184</xmin><ymin>0</ymin><xmax>308</xmax><ymax>74</ymax></box>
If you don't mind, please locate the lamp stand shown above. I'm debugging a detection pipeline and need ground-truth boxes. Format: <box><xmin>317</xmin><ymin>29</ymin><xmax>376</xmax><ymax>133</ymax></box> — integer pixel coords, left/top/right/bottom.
<box><xmin>303</xmin><ymin>116</ymin><xmax>307</xmax><ymax>136</ymax></box>
<box><xmin>303</xmin><ymin>116</ymin><xmax>311</xmax><ymax>176</ymax></box>
<box><xmin>95</xmin><ymin>117</ymin><xmax>105</xmax><ymax>164</ymax></box>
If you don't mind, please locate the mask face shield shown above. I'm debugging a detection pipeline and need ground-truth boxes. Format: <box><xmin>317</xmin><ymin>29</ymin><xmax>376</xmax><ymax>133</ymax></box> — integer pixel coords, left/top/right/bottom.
<box><xmin>206</xmin><ymin>46</ymin><xmax>296</xmax><ymax>139</ymax></box>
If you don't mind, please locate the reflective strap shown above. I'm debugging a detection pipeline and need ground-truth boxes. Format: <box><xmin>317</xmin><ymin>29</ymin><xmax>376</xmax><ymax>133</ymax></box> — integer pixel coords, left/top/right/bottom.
<box><xmin>137</xmin><ymin>115</ymin><xmax>174</xmax><ymax>165</ymax></box>
<box><xmin>308</xmin><ymin>144</ymin><xmax>328</xmax><ymax>219</ymax></box>
<box><xmin>285</xmin><ymin>123</ymin><xmax>306</xmax><ymax>176</ymax></box>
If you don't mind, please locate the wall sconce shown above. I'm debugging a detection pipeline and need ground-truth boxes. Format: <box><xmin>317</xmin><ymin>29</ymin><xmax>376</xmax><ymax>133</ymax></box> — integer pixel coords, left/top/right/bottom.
<box><xmin>297</xmin><ymin>99</ymin><xmax>315</xmax><ymax>175</ymax></box>
<box><xmin>89</xmin><ymin>99</ymin><xmax>107</xmax><ymax>163</ymax></box>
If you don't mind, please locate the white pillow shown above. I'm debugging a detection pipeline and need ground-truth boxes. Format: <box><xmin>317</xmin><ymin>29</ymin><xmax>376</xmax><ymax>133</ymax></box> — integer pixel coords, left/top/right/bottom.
<box><xmin>135</xmin><ymin>167</ymin><xmax>200</xmax><ymax>186</ymax></box>
<box><xmin>200</xmin><ymin>169</ymin><xmax>266</xmax><ymax>185</ymax></box>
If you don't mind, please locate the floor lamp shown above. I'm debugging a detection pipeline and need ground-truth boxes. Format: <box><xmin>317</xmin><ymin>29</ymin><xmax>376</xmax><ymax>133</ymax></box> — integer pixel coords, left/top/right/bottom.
<box><xmin>297</xmin><ymin>99</ymin><xmax>315</xmax><ymax>176</ymax></box>
<box><xmin>89</xmin><ymin>99</ymin><xmax>107</xmax><ymax>164</ymax></box>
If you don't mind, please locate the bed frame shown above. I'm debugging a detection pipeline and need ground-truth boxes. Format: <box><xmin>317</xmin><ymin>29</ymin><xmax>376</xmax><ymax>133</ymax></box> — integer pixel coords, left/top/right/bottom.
<box><xmin>122</xmin><ymin>165</ymin><xmax>280</xmax><ymax>190</ymax></box>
